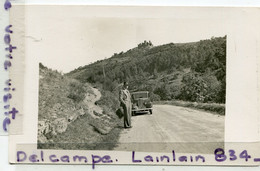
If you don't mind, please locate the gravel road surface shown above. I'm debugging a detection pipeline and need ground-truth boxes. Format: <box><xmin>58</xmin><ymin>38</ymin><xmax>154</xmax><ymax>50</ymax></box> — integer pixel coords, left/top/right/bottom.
<box><xmin>114</xmin><ymin>104</ymin><xmax>224</xmax><ymax>154</ymax></box>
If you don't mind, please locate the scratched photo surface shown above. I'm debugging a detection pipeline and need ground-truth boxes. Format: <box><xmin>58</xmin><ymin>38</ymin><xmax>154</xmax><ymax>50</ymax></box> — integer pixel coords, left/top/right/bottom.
<box><xmin>34</xmin><ymin>6</ymin><xmax>226</xmax><ymax>154</ymax></box>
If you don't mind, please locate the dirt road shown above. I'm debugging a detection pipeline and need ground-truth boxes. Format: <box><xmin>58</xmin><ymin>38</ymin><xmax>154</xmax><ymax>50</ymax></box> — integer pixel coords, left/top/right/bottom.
<box><xmin>114</xmin><ymin>104</ymin><xmax>224</xmax><ymax>154</ymax></box>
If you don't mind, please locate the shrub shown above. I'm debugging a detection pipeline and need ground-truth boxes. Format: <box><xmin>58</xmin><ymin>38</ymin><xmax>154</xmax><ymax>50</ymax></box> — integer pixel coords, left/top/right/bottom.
<box><xmin>103</xmin><ymin>78</ymin><xmax>118</xmax><ymax>92</ymax></box>
<box><xmin>67</xmin><ymin>80</ymin><xmax>86</xmax><ymax>102</ymax></box>
<box><xmin>96</xmin><ymin>89</ymin><xmax>120</xmax><ymax>112</ymax></box>
<box><xmin>154</xmin><ymin>84</ymin><xmax>172</xmax><ymax>100</ymax></box>
<box><xmin>179</xmin><ymin>72</ymin><xmax>221</xmax><ymax>103</ymax></box>
<box><xmin>150</xmin><ymin>92</ymin><xmax>161</xmax><ymax>101</ymax></box>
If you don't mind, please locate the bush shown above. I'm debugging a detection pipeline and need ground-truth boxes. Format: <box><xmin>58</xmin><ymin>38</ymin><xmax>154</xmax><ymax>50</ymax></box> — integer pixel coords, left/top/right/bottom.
<box><xmin>103</xmin><ymin>78</ymin><xmax>118</xmax><ymax>92</ymax></box>
<box><xmin>67</xmin><ymin>80</ymin><xmax>86</xmax><ymax>102</ymax></box>
<box><xmin>96</xmin><ymin>89</ymin><xmax>120</xmax><ymax>112</ymax></box>
<box><xmin>179</xmin><ymin>72</ymin><xmax>221</xmax><ymax>103</ymax></box>
<box><xmin>154</xmin><ymin>85</ymin><xmax>171</xmax><ymax>100</ymax></box>
<box><xmin>202</xmin><ymin>75</ymin><xmax>221</xmax><ymax>102</ymax></box>
<box><xmin>150</xmin><ymin>92</ymin><xmax>161</xmax><ymax>101</ymax></box>
<box><xmin>169</xmin><ymin>84</ymin><xmax>182</xmax><ymax>99</ymax></box>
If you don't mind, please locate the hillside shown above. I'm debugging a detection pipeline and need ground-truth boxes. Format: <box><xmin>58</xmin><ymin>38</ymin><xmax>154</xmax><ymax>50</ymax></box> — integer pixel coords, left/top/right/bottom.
<box><xmin>38</xmin><ymin>64</ymin><xmax>122</xmax><ymax>150</ymax></box>
<box><xmin>68</xmin><ymin>37</ymin><xmax>226</xmax><ymax>104</ymax></box>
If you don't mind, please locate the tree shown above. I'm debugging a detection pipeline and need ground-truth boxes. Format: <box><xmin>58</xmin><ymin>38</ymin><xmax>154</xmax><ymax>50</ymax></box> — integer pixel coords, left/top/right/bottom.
<box><xmin>180</xmin><ymin>72</ymin><xmax>208</xmax><ymax>102</ymax></box>
<box><xmin>153</xmin><ymin>68</ymin><xmax>158</xmax><ymax>78</ymax></box>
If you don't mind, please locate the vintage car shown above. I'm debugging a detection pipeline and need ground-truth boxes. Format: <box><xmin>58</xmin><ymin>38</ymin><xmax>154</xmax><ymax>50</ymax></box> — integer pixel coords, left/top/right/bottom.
<box><xmin>131</xmin><ymin>91</ymin><xmax>153</xmax><ymax>116</ymax></box>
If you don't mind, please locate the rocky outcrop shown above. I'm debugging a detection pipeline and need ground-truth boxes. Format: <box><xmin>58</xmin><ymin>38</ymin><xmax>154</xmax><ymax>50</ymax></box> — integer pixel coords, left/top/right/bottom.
<box><xmin>38</xmin><ymin>119</ymin><xmax>52</xmax><ymax>143</ymax></box>
<box><xmin>53</xmin><ymin>118</ymin><xmax>68</xmax><ymax>134</ymax></box>
<box><xmin>38</xmin><ymin>81</ymin><xmax>115</xmax><ymax>143</ymax></box>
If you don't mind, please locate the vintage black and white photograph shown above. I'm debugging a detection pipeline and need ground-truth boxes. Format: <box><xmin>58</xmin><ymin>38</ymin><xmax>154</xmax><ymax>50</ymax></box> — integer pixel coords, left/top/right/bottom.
<box><xmin>34</xmin><ymin>6</ymin><xmax>227</xmax><ymax>154</ymax></box>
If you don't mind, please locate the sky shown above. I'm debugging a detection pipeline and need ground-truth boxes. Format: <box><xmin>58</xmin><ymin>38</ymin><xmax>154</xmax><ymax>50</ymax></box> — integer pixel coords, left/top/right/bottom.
<box><xmin>23</xmin><ymin>6</ymin><xmax>227</xmax><ymax>73</ymax></box>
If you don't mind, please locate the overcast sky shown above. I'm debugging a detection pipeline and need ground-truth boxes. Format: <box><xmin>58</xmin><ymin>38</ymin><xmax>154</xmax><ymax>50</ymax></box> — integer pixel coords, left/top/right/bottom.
<box><xmin>24</xmin><ymin>6</ymin><xmax>226</xmax><ymax>73</ymax></box>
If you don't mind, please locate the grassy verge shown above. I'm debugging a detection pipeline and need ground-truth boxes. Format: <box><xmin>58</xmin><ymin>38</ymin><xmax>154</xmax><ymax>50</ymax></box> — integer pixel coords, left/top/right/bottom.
<box><xmin>38</xmin><ymin>112</ymin><xmax>123</xmax><ymax>150</ymax></box>
<box><xmin>154</xmin><ymin>100</ymin><xmax>225</xmax><ymax>115</ymax></box>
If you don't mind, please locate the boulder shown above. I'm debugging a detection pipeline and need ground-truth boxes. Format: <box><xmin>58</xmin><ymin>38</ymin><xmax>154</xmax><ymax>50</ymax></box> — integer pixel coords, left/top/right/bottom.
<box><xmin>38</xmin><ymin>119</ymin><xmax>51</xmax><ymax>135</ymax></box>
<box><xmin>67</xmin><ymin>113</ymin><xmax>78</xmax><ymax>122</ymax></box>
<box><xmin>53</xmin><ymin>118</ymin><xmax>68</xmax><ymax>133</ymax></box>
<box><xmin>78</xmin><ymin>108</ymin><xmax>85</xmax><ymax>116</ymax></box>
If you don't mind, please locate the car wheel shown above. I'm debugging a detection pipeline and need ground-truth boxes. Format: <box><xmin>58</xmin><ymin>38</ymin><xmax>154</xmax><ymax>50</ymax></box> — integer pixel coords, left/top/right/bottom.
<box><xmin>149</xmin><ymin>109</ymin><xmax>153</xmax><ymax>114</ymax></box>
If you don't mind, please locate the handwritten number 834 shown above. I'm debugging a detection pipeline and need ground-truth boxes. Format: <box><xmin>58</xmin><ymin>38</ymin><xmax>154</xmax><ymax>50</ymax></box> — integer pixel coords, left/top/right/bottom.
<box><xmin>214</xmin><ymin>148</ymin><xmax>251</xmax><ymax>162</ymax></box>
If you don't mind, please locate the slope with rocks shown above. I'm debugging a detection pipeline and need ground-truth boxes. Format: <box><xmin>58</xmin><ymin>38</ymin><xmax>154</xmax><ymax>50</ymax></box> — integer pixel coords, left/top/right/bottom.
<box><xmin>38</xmin><ymin>63</ymin><xmax>121</xmax><ymax>150</ymax></box>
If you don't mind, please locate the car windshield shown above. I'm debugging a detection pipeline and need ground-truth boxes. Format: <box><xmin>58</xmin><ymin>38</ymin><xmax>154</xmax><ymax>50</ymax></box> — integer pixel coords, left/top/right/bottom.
<box><xmin>132</xmin><ymin>92</ymin><xmax>148</xmax><ymax>99</ymax></box>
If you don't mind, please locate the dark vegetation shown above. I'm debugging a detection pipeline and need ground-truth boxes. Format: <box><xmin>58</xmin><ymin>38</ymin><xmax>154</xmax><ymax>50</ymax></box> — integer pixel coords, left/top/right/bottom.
<box><xmin>68</xmin><ymin>37</ymin><xmax>226</xmax><ymax>107</ymax></box>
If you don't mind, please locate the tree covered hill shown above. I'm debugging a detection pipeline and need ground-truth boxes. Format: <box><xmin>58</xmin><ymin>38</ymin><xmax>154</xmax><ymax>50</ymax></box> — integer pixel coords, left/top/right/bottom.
<box><xmin>67</xmin><ymin>36</ymin><xmax>226</xmax><ymax>104</ymax></box>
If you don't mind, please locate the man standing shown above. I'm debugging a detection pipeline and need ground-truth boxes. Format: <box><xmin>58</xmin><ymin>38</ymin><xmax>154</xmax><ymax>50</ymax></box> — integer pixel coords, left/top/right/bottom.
<box><xmin>119</xmin><ymin>81</ymin><xmax>132</xmax><ymax>128</ymax></box>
